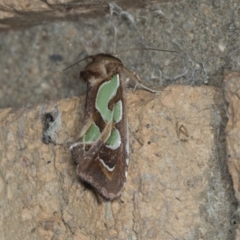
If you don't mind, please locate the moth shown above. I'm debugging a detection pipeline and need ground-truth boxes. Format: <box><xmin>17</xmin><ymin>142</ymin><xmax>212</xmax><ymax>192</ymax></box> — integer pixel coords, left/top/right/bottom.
<box><xmin>70</xmin><ymin>53</ymin><xmax>157</xmax><ymax>200</ymax></box>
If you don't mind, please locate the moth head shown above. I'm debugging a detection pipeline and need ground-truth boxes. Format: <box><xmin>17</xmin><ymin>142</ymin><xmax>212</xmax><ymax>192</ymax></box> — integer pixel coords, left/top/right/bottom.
<box><xmin>80</xmin><ymin>54</ymin><xmax>123</xmax><ymax>85</ymax></box>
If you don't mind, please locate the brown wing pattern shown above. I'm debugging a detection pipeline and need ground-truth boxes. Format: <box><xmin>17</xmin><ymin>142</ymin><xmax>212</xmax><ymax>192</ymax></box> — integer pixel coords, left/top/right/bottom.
<box><xmin>70</xmin><ymin>54</ymin><xmax>129</xmax><ymax>200</ymax></box>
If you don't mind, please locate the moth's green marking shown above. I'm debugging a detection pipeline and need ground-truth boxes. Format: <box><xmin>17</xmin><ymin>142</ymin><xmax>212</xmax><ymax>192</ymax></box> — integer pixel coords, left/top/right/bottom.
<box><xmin>106</xmin><ymin>128</ymin><xmax>121</xmax><ymax>150</ymax></box>
<box><xmin>83</xmin><ymin>75</ymin><xmax>122</xmax><ymax>145</ymax></box>
<box><xmin>96</xmin><ymin>74</ymin><xmax>120</xmax><ymax>123</ymax></box>
<box><xmin>113</xmin><ymin>100</ymin><xmax>122</xmax><ymax>123</ymax></box>
<box><xmin>85</xmin><ymin>74</ymin><xmax>122</xmax><ymax>149</ymax></box>
<box><xmin>83</xmin><ymin>122</ymin><xmax>101</xmax><ymax>142</ymax></box>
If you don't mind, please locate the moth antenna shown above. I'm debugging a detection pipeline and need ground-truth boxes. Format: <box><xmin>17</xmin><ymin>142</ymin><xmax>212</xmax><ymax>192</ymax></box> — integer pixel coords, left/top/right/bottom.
<box><xmin>62</xmin><ymin>55</ymin><xmax>92</xmax><ymax>71</ymax></box>
<box><xmin>63</xmin><ymin>48</ymin><xmax>179</xmax><ymax>71</ymax></box>
<box><xmin>117</xmin><ymin>47</ymin><xmax>180</xmax><ymax>55</ymax></box>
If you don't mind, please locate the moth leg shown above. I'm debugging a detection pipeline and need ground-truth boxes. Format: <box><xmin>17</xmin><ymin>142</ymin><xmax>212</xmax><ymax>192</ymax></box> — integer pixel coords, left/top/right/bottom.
<box><xmin>101</xmin><ymin>119</ymin><xmax>114</xmax><ymax>142</ymax></box>
<box><xmin>84</xmin><ymin>119</ymin><xmax>113</xmax><ymax>157</ymax></box>
<box><xmin>128</xmin><ymin>123</ymin><xmax>144</xmax><ymax>146</ymax></box>
<box><xmin>71</xmin><ymin>120</ymin><xmax>114</xmax><ymax>169</ymax></box>
<box><xmin>122</xmin><ymin>67</ymin><xmax>161</xmax><ymax>93</ymax></box>
<box><xmin>78</xmin><ymin>118</ymin><xmax>94</xmax><ymax>139</ymax></box>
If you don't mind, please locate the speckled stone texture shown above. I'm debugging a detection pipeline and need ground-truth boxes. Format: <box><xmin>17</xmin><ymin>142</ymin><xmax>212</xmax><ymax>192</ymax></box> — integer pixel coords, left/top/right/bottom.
<box><xmin>225</xmin><ymin>72</ymin><xmax>240</xmax><ymax>239</ymax></box>
<box><xmin>0</xmin><ymin>86</ymin><xmax>235</xmax><ymax>239</ymax></box>
<box><xmin>0</xmin><ymin>1</ymin><xmax>239</xmax><ymax>239</ymax></box>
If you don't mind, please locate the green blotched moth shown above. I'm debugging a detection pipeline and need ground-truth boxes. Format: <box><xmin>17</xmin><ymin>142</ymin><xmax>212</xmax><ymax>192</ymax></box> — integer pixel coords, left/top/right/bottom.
<box><xmin>70</xmin><ymin>53</ymin><xmax>157</xmax><ymax>200</ymax></box>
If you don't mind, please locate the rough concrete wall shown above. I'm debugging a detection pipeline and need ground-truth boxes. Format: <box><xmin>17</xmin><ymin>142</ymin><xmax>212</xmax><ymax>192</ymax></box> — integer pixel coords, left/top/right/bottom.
<box><xmin>225</xmin><ymin>72</ymin><xmax>240</xmax><ymax>239</ymax></box>
<box><xmin>0</xmin><ymin>86</ymin><xmax>235</xmax><ymax>239</ymax></box>
<box><xmin>0</xmin><ymin>0</ymin><xmax>163</xmax><ymax>30</ymax></box>
<box><xmin>0</xmin><ymin>1</ymin><xmax>239</xmax><ymax>239</ymax></box>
